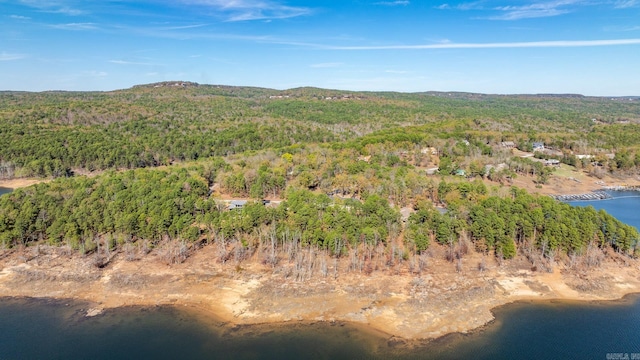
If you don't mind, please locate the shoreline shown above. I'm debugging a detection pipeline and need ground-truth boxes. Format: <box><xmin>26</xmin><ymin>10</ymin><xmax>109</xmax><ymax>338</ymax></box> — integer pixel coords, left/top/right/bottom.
<box><xmin>1</xmin><ymin>171</ymin><xmax>639</xmax><ymax>342</ymax></box>
<box><xmin>2</xmin><ymin>292</ymin><xmax>640</xmax><ymax>359</ymax></box>
<box><xmin>1</xmin><ymin>245</ymin><xmax>639</xmax><ymax>342</ymax></box>
<box><xmin>552</xmin><ymin>187</ymin><xmax>640</xmax><ymax>202</ymax></box>
<box><xmin>2</xmin><ymin>289</ymin><xmax>640</xmax><ymax>347</ymax></box>
<box><xmin>0</xmin><ymin>178</ymin><xmax>46</xmax><ymax>189</ymax></box>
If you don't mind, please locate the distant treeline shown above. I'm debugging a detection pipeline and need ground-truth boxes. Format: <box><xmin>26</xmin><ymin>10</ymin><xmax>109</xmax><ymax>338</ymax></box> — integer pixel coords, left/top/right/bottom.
<box><xmin>1</xmin><ymin>85</ymin><xmax>640</xmax><ymax>178</ymax></box>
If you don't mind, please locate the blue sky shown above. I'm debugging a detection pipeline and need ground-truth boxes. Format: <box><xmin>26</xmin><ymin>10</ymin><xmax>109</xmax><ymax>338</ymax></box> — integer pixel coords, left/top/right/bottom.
<box><xmin>1</xmin><ymin>0</ymin><xmax>639</xmax><ymax>95</ymax></box>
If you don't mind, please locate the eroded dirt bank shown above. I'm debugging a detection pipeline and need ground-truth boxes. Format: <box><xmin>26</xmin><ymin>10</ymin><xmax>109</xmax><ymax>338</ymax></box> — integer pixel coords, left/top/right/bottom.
<box><xmin>1</xmin><ymin>244</ymin><xmax>639</xmax><ymax>341</ymax></box>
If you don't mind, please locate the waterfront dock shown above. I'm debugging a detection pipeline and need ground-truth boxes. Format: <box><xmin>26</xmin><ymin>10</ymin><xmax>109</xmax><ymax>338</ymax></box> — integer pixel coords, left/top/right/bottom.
<box><xmin>551</xmin><ymin>191</ymin><xmax>612</xmax><ymax>201</ymax></box>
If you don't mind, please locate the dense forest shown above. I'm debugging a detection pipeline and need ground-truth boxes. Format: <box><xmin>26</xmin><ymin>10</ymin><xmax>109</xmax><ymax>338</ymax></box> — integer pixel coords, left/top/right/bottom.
<box><xmin>1</xmin><ymin>82</ymin><xmax>639</xmax><ymax>178</ymax></box>
<box><xmin>0</xmin><ymin>162</ymin><xmax>636</xmax><ymax>272</ymax></box>
<box><xmin>0</xmin><ymin>82</ymin><xmax>639</xmax><ymax>274</ymax></box>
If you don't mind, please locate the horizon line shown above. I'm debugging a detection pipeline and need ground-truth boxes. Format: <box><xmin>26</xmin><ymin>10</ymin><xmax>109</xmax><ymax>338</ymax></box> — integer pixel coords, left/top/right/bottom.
<box><xmin>3</xmin><ymin>82</ymin><xmax>639</xmax><ymax>98</ymax></box>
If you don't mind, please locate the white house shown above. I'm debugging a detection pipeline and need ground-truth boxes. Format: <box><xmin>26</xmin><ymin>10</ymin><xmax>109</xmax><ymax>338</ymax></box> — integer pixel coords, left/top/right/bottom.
<box><xmin>533</xmin><ymin>142</ymin><xmax>545</xmax><ymax>151</ymax></box>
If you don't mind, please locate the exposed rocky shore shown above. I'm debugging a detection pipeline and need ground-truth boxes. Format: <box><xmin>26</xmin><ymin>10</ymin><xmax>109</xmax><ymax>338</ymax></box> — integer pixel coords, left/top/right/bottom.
<box><xmin>1</xmin><ymin>244</ymin><xmax>639</xmax><ymax>341</ymax></box>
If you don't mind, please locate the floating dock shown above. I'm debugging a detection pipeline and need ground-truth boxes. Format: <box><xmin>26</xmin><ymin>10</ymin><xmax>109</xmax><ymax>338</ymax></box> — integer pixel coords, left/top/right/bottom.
<box><xmin>551</xmin><ymin>191</ymin><xmax>612</xmax><ymax>201</ymax></box>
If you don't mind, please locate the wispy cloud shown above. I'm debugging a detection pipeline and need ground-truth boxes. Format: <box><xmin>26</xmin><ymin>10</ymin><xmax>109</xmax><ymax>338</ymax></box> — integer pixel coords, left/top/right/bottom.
<box><xmin>180</xmin><ymin>0</ymin><xmax>312</xmax><ymax>21</ymax></box>
<box><xmin>0</xmin><ymin>52</ymin><xmax>27</xmax><ymax>61</ymax></box>
<box><xmin>615</xmin><ymin>0</ymin><xmax>639</xmax><ymax>8</ymax></box>
<box><xmin>9</xmin><ymin>14</ymin><xmax>32</xmax><ymax>20</ymax></box>
<box><xmin>437</xmin><ymin>0</ymin><xmax>601</xmax><ymax>20</ymax></box>
<box><xmin>109</xmin><ymin>22</ymin><xmax>317</xmax><ymax>46</ymax></box>
<box><xmin>436</xmin><ymin>1</ymin><xmax>485</xmax><ymax>11</ymax></box>
<box><xmin>310</xmin><ymin>62</ymin><xmax>343</xmax><ymax>68</ymax></box>
<box><xmin>162</xmin><ymin>24</ymin><xmax>210</xmax><ymax>30</ymax></box>
<box><xmin>319</xmin><ymin>38</ymin><xmax>640</xmax><ymax>50</ymax></box>
<box><xmin>49</xmin><ymin>22</ymin><xmax>98</xmax><ymax>30</ymax></box>
<box><xmin>18</xmin><ymin>0</ymin><xmax>86</xmax><ymax>16</ymax></box>
<box><xmin>375</xmin><ymin>1</ymin><xmax>410</xmax><ymax>6</ymax></box>
<box><xmin>48</xmin><ymin>7</ymin><xmax>84</xmax><ymax>16</ymax></box>
<box><xmin>491</xmin><ymin>0</ymin><xmax>581</xmax><ymax>20</ymax></box>
<box><xmin>109</xmin><ymin>60</ymin><xmax>160</xmax><ymax>66</ymax></box>
<box><xmin>604</xmin><ymin>25</ymin><xmax>640</xmax><ymax>32</ymax></box>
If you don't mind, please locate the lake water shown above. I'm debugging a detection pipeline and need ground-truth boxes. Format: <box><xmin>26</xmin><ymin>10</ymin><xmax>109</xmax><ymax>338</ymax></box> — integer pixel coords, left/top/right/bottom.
<box><xmin>1</xmin><ymin>191</ymin><xmax>639</xmax><ymax>359</ymax></box>
<box><xmin>569</xmin><ymin>190</ymin><xmax>640</xmax><ymax>230</ymax></box>
<box><xmin>1</xmin><ymin>295</ymin><xmax>639</xmax><ymax>359</ymax></box>
<box><xmin>0</xmin><ymin>187</ymin><xmax>11</xmax><ymax>196</ymax></box>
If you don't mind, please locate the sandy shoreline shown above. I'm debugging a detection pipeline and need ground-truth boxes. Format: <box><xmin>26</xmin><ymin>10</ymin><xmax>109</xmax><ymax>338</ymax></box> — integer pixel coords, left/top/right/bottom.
<box><xmin>1</xmin><ymin>244</ymin><xmax>639</xmax><ymax>342</ymax></box>
<box><xmin>1</xmin><ymin>171</ymin><xmax>639</xmax><ymax>341</ymax></box>
<box><xmin>0</xmin><ymin>178</ymin><xmax>46</xmax><ymax>189</ymax></box>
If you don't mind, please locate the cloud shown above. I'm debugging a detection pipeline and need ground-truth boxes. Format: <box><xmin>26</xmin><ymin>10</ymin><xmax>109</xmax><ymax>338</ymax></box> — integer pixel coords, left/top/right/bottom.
<box><xmin>615</xmin><ymin>0</ymin><xmax>639</xmax><ymax>8</ymax></box>
<box><xmin>49</xmin><ymin>22</ymin><xmax>98</xmax><ymax>30</ymax></box>
<box><xmin>109</xmin><ymin>60</ymin><xmax>159</xmax><ymax>66</ymax></box>
<box><xmin>310</xmin><ymin>62</ymin><xmax>343</xmax><ymax>68</ymax></box>
<box><xmin>489</xmin><ymin>0</ymin><xmax>583</xmax><ymax>20</ymax></box>
<box><xmin>9</xmin><ymin>15</ymin><xmax>32</xmax><ymax>20</ymax></box>
<box><xmin>457</xmin><ymin>1</ymin><xmax>486</xmax><ymax>10</ymax></box>
<box><xmin>180</xmin><ymin>0</ymin><xmax>312</xmax><ymax>21</ymax></box>
<box><xmin>437</xmin><ymin>0</ymin><xmax>604</xmax><ymax>20</ymax></box>
<box><xmin>375</xmin><ymin>1</ymin><xmax>410</xmax><ymax>6</ymax></box>
<box><xmin>161</xmin><ymin>24</ymin><xmax>210</xmax><ymax>30</ymax></box>
<box><xmin>435</xmin><ymin>1</ymin><xmax>484</xmax><ymax>11</ymax></box>
<box><xmin>319</xmin><ymin>38</ymin><xmax>640</xmax><ymax>50</ymax></box>
<box><xmin>0</xmin><ymin>52</ymin><xmax>27</xmax><ymax>61</ymax></box>
<box><xmin>48</xmin><ymin>7</ymin><xmax>85</xmax><ymax>16</ymax></box>
<box><xmin>18</xmin><ymin>0</ymin><xmax>86</xmax><ymax>16</ymax></box>
<box><xmin>604</xmin><ymin>25</ymin><xmax>640</xmax><ymax>32</ymax></box>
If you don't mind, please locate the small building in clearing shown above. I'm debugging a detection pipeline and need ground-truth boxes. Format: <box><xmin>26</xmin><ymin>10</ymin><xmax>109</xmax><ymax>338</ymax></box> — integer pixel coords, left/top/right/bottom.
<box><xmin>576</xmin><ymin>154</ymin><xmax>594</xmax><ymax>160</ymax></box>
<box><xmin>533</xmin><ymin>142</ymin><xmax>545</xmax><ymax>151</ymax></box>
<box><xmin>228</xmin><ymin>200</ymin><xmax>248</xmax><ymax>210</ymax></box>
<box><xmin>425</xmin><ymin>167</ymin><xmax>439</xmax><ymax>175</ymax></box>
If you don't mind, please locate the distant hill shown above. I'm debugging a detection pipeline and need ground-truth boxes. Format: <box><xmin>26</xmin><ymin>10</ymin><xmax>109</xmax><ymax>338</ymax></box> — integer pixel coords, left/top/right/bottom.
<box><xmin>0</xmin><ymin>81</ymin><xmax>639</xmax><ymax>178</ymax></box>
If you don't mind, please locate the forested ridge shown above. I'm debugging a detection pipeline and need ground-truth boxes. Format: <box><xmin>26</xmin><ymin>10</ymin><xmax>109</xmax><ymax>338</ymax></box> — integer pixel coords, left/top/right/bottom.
<box><xmin>0</xmin><ymin>82</ymin><xmax>639</xmax><ymax>273</ymax></box>
<box><xmin>2</xmin><ymin>83</ymin><xmax>640</xmax><ymax>178</ymax></box>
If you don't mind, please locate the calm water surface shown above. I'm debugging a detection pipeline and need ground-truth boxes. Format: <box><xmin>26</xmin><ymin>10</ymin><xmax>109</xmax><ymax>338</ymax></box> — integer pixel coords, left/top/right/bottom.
<box><xmin>1</xmin><ymin>296</ymin><xmax>639</xmax><ymax>359</ymax></box>
<box><xmin>569</xmin><ymin>190</ymin><xmax>640</xmax><ymax>229</ymax></box>
<box><xmin>0</xmin><ymin>187</ymin><xmax>11</xmax><ymax>196</ymax></box>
